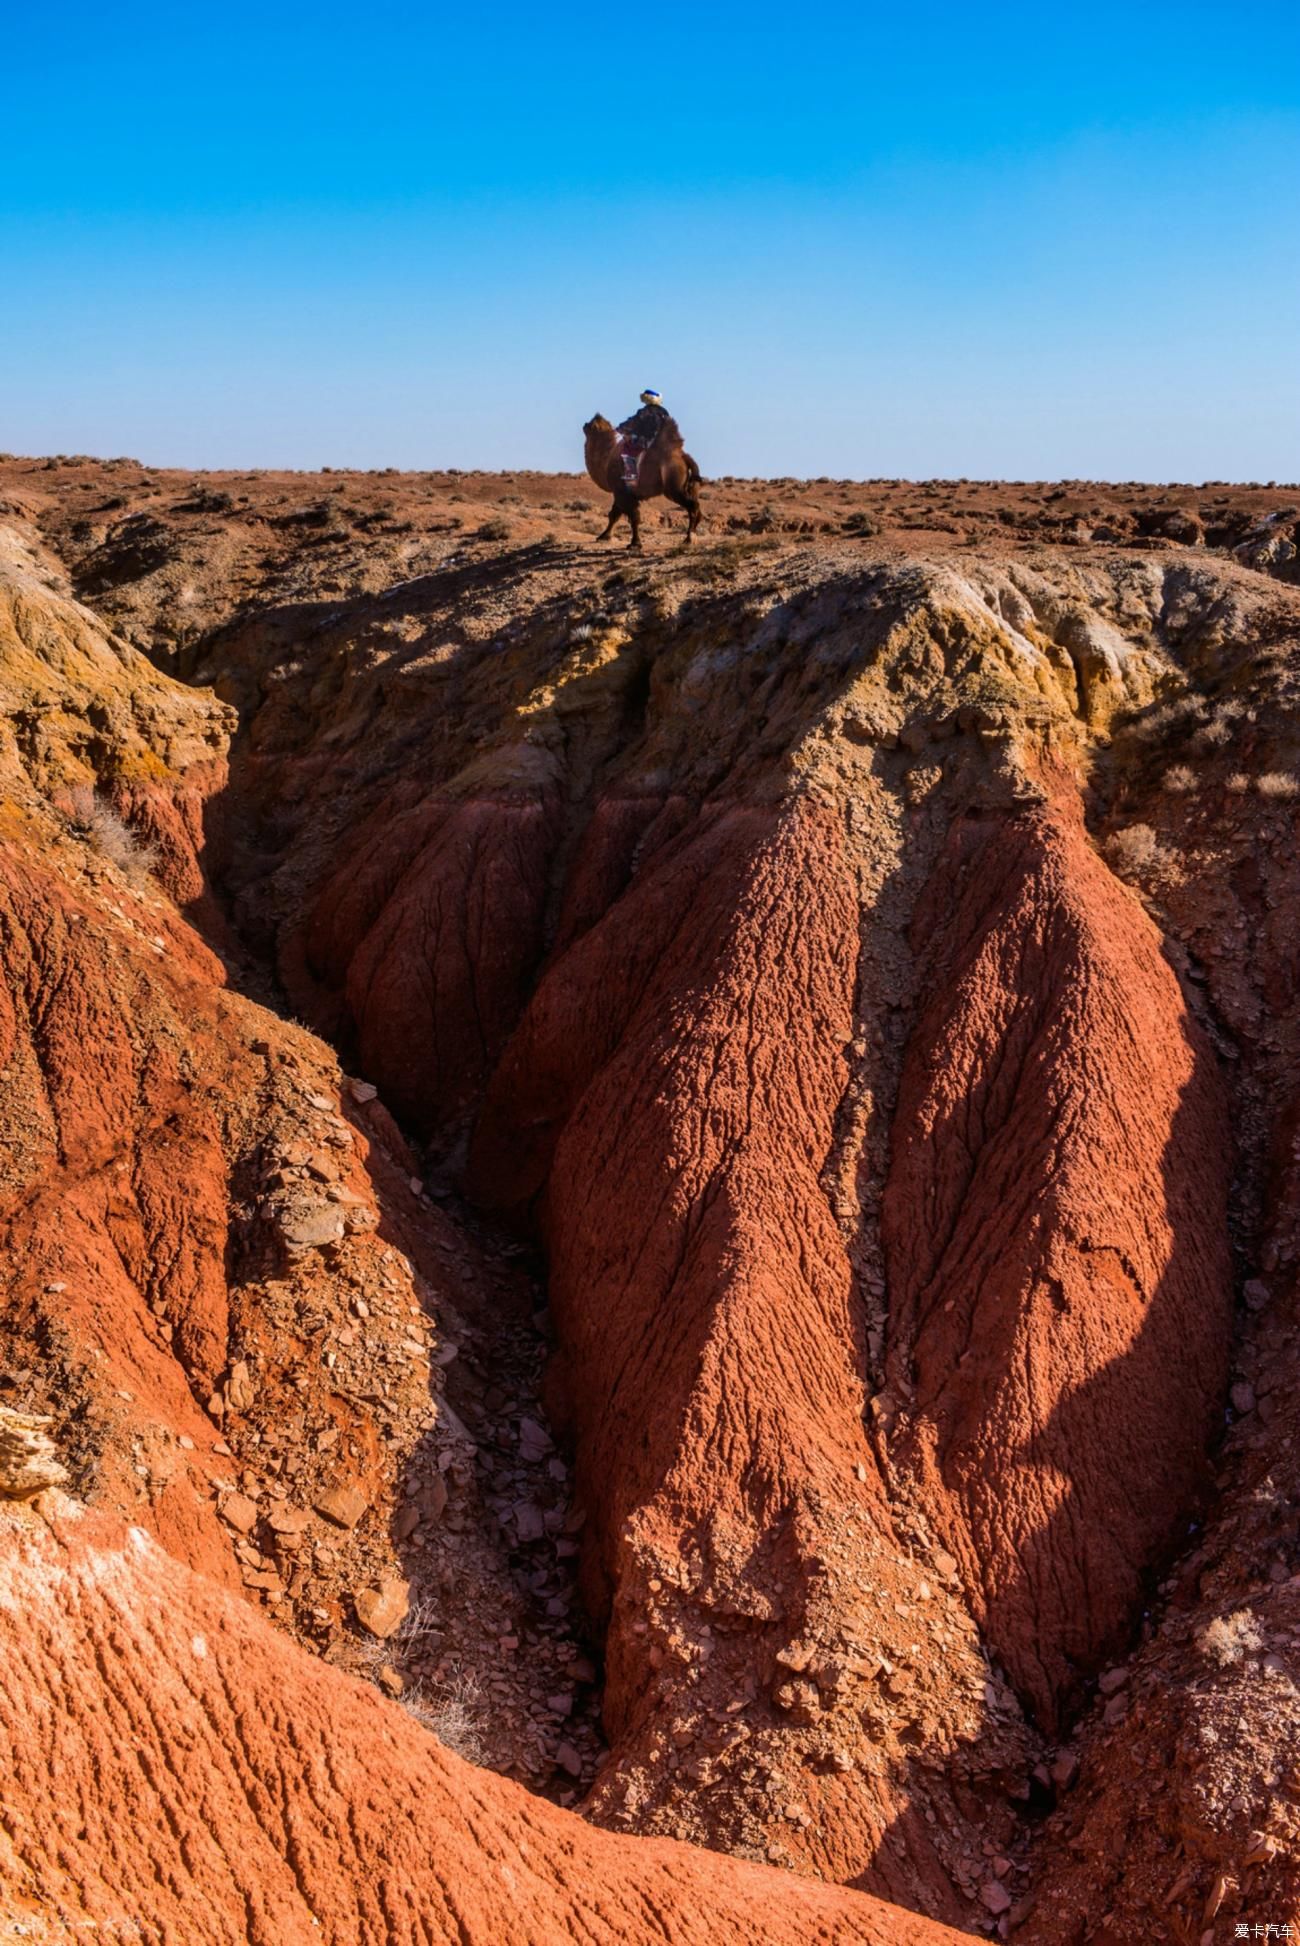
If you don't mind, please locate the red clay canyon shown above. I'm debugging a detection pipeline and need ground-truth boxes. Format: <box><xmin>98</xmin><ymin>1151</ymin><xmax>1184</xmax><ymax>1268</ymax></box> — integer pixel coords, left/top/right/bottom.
<box><xmin>1</xmin><ymin>457</ymin><xmax>1299</xmax><ymax>1942</ymax></box>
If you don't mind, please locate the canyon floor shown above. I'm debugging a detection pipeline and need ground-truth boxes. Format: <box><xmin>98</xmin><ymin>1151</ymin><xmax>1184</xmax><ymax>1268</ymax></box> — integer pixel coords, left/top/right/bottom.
<box><xmin>1</xmin><ymin>452</ymin><xmax>1298</xmax><ymax>1944</ymax></box>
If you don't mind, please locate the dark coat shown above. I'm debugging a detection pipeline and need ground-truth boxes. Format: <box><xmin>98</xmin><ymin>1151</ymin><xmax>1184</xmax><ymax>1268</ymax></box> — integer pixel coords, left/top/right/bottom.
<box><xmin>617</xmin><ymin>403</ymin><xmax>671</xmax><ymax>445</ymax></box>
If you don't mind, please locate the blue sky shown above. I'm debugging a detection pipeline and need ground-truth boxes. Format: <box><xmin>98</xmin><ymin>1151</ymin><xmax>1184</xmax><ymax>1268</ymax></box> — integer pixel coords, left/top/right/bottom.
<box><xmin>4</xmin><ymin>2</ymin><xmax>1298</xmax><ymax>478</ymax></box>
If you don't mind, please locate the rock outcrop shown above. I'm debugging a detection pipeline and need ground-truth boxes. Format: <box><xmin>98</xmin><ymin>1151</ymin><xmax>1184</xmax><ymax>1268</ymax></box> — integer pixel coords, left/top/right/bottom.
<box><xmin>0</xmin><ymin>1407</ymin><xmax>68</xmax><ymax>1497</ymax></box>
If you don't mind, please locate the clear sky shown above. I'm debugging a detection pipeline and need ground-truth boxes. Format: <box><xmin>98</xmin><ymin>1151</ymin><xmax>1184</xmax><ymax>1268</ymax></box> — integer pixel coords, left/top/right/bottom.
<box><xmin>4</xmin><ymin>2</ymin><xmax>1298</xmax><ymax>479</ymax></box>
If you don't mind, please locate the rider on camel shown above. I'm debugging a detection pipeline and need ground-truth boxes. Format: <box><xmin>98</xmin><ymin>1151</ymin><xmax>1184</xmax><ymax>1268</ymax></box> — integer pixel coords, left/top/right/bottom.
<box><xmin>618</xmin><ymin>388</ymin><xmax>671</xmax><ymax>447</ymax></box>
<box><xmin>615</xmin><ymin>390</ymin><xmax>671</xmax><ymax>488</ymax></box>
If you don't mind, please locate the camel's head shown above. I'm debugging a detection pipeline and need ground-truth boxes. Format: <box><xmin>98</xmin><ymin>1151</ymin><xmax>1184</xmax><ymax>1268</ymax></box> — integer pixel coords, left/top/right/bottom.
<box><xmin>584</xmin><ymin>413</ymin><xmax>613</xmax><ymax>437</ymax></box>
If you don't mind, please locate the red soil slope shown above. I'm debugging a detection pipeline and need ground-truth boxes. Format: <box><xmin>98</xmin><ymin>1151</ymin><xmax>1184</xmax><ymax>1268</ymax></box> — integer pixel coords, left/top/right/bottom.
<box><xmin>316</xmin><ymin>791</ymin><xmax>560</xmax><ymax>1141</ymax></box>
<box><xmin>883</xmin><ymin>801</ymin><xmax>1232</xmax><ymax>1729</ymax></box>
<box><xmin>0</xmin><ymin>545</ymin><xmax>612</xmax><ymax>1772</ymax></box>
<box><xmin>470</xmin><ymin>799</ymin><xmax>1027</xmax><ymax>1910</ymax></box>
<box><xmin>0</xmin><ymin>1499</ymin><xmax>962</xmax><ymax>1946</ymax></box>
<box><xmin>0</xmin><ymin>837</ymin><xmax>244</xmax><ymax>1581</ymax></box>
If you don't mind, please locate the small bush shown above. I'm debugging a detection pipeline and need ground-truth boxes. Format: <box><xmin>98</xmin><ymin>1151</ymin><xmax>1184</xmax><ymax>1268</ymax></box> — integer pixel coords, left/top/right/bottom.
<box><xmin>477</xmin><ymin>517</ymin><xmax>511</xmax><ymax>541</ymax></box>
<box><xmin>1258</xmin><ymin>772</ymin><xmax>1299</xmax><ymax>798</ymax></box>
<box><xmin>1129</xmin><ymin>696</ymin><xmax>1204</xmax><ymax>743</ymax></box>
<box><xmin>1197</xmin><ymin>1609</ymin><xmax>1263</xmax><ymax>1667</ymax></box>
<box><xmin>1163</xmin><ymin>764</ymin><xmax>1197</xmax><ymax>792</ymax></box>
<box><xmin>400</xmin><ymin>1666</ymin><xmax>485</xmax><ymax>1764</ymax></box>
<box><xmin>65</xmin><ymin>787</ymin><xmax>159</xmax><ymax>887</ymax></box>
<box><xmin>1104</xmin><ymin>824</ymin><xmax>1166</xmax><ymax>877</ymax></box>
<box><xmin>1192</xmin><ymin>713</ymin><xmax>1236</xmax><ymax>750</ymax></box>
<box><xmin>842</xmin><ymin>510</ymin><xmax>880</xmax><ymax>537</ymax></box>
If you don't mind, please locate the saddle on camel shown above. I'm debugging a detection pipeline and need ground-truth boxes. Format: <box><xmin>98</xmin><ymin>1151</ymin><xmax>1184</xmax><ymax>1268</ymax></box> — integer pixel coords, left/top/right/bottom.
<box><xmin>583</xmin><ymin>389</ymin><xmax>702</xmax><ymax>548</ymax></box>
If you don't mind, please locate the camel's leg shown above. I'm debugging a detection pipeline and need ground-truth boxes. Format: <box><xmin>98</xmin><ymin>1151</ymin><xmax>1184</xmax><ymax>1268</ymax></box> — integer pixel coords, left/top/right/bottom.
<box><xmin>596</xmin><ymin>499</ymin><xmax>622</xmax><ymax>542</ymax></box>
<box><xmin>664</xmin><ymin>483</ymin><xmax>701</xmax><ymax>543</ymax></box>
<box><xmin>626</xmin><ymin>497</ymin><xmax>642</xmax><ymax>550</ymax></box>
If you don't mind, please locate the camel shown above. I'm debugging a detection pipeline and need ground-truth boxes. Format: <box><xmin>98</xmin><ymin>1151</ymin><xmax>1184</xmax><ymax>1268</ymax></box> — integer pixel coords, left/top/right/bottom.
<box><xmin>583</xmin><ymin>413</ymin><xmax>702</xmax><ymax>548</ymax></box>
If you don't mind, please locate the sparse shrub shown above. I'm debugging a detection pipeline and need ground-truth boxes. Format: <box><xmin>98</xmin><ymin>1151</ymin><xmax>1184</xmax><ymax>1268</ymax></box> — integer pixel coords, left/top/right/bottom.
<box><xmin>1227</xmin><ymin>772</ymin><xmax>1251</xmax><ymax>793</ymax></box>
<box><xmin>678</xmin><ymin>535</ymin><xmax>780</xmax><ymax>584</ymax></box>
<box><xmin>1104</xmin><ymin>824</ymin><xmax>1166</xmax><ymax>877</ymax></box>
<box><xmin>393</xmin><ymin>1619</ymin><xmax>484</xmax><ymax>1774</ymax></box>
<box><xmin>1192</xmin><ymin>712</ymin><xmax>1237</xmax><ymax>750</ymax></box>
<box><xmin>1128</xmin><ymin>695</ymin><xmax>1205</xmax><ymax>742</ymax></box>
<box><xmin>1163</xmin><ymin>764</ymin><xmax>1197</xmax><ymax>792</ymax></box>
<box><xmin>175</xmin><ymin>485</ymin><xmax>235</xmax><ymax>515</ymax></box>
<box><xmin>64</xmin><ymin>786</ymin><xmax>159</xmax><ymax>887</ymax></box>
<box><xmin>398</xmin><ymin>1653</ymin><xmax>486</xmax><ymax>1765</ymax></box>
<box><xmin>1197</xmin><ymin>1609</ymin><xmax>1263</xmax><ymax>1666</ymax></box>
<box><xmin>477</xmin><ymin>517</ymin><xmax>511</xmax><ymax>541</ymax></box>
<box><xmin>1258</xmin><ymin>772</ymin><xmax>1300</xmax><ymax>798</ymax></box>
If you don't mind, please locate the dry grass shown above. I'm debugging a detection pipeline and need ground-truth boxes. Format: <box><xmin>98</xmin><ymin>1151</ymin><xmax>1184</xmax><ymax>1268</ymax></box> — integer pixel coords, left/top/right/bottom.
<box><xmin>1257</xmin><ymin>771</ymin><xmax>1300</xmax><ymax>798</ymax></box>
<box><xmin>1162</xmin><ymin>764</ymin><xmax>1197</xmax><ymax>793</ymax></box>
<box><xmin>399</xmin><ymin>1663</ymin><xmax>486</xmax><ymax>1765</ymax></box>
<box><xmin>352</xmin><ymin>1601</ymin><xmax>488</xmax><ymax>1765</ymax></box>
<box><xmin>1191</xmin><ymin>709</ymin><xmax>1239</xmax><ymax>750</ymax></box>
<box><xmin>1128</xmin><ymin>696</ymin><xmax>1204</xmax><ymax>742</ymax></box>
<box><xmin>1197</xmin><ymin>1609</ymin><xmax>1264</xmax><ymax>1667</ymax></box>
<box><xmin>397</xmin><ymin>1595</ymin><xmax>442</xmax><ymax>1645</ymax></box>
<box><xmin>64</xmin><ymin>786</ymin><xmax>159</xmax><ymax>887</ymax></box>
<box><xmin>678</xmin><ymin>535</ymin><xmax>780</xmax><ymax>585</ymax></box>
<box><xmin>1104</xmin><ymin>824</ymin><xmax>1168</xmax><ymax>878</ymax></box>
